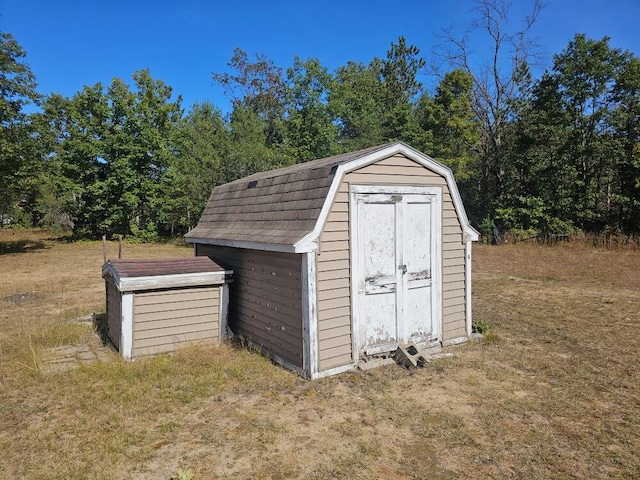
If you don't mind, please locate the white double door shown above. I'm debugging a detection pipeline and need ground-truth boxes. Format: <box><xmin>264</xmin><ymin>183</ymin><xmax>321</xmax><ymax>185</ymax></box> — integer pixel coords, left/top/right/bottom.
<box><xmin>351</xmin><ymin>186</ymin><xmax>441</xmax><ymax>355</ymax></box>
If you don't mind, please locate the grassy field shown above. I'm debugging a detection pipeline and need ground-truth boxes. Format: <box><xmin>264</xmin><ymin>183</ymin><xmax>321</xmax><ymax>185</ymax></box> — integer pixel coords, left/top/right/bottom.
<box><xmin>0</xmin><ymin>229</ymin><xmax>638</xmax><ymax>479</ymax></box>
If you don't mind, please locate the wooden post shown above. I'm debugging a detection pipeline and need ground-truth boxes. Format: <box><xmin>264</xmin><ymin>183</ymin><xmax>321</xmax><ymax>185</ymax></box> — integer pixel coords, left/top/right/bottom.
<box><xmin>118</xmin><ymin>235</ymin><xmax>123</xmax><ymax>259</ymax></box>
<box><xmin>102</xmin><ymin>235</ymin><xmax>107</xmax><ymax>263</ymax></box>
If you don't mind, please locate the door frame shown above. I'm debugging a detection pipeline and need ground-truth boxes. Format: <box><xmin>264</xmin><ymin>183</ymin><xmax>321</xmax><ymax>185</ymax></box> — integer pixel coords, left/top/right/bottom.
<box><xmin>349</xmin><ymin>184</ymin><xmax>442</xmax><ymax>361</ymax></box>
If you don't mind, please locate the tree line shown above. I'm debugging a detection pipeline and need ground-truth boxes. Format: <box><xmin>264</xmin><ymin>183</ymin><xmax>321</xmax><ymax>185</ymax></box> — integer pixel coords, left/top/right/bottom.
<box><xmin>1</xmin><ymin>3</ymin><xmax>638</xmax><ymax>239</ymax></box>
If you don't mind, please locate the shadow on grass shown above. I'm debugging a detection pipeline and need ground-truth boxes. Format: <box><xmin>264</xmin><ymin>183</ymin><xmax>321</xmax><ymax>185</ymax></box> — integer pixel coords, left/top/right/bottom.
<box><xmin>0</xmin><ymin>239</ymin><xmax>48</xmax><ymax>255</ymax></box>
<box><xmin>92</xmin><ymin>312</ymin><xmax>111</xmax><ymax>347</ymax></box>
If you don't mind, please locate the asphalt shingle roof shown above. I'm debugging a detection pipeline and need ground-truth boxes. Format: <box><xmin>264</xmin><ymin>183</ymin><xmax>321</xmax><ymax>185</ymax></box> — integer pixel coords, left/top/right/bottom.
<box><xmin>186</xmin><ymin>144</ymin><xmax>391</xmax><ymax>246</ymax></box>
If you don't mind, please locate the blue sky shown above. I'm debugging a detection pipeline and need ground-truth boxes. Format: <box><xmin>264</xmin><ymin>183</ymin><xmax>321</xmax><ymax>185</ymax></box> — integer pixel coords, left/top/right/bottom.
<box><xmin>2</xmin><ymin>0</ymin><xmax>639</xmax><ymax>114</ymax></box>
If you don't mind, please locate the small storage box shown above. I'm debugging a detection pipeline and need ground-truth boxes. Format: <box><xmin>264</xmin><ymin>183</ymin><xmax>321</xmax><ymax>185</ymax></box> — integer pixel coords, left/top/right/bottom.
<box><xmin>102</xmin><ymin>257</ymin><xmax>232</xmax><ymax>359</ymax></box>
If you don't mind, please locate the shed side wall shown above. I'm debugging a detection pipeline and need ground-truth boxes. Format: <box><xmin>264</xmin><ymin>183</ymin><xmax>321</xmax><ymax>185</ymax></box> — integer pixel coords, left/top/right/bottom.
<box><xmin>132</xmin><ymin>286</ymin><xmax>220</xmax><ymax>357</ymax></box>
<box><xmin>196</xmin><ymin>245</ymin><xmax>304</xmax><ymax>368</ymax></box>
<box><xmin>316</xmin><ymin>154</ymin><xmax>467</xmax><ymax>371</ymax></box>
<box><xmin>106</xmin><ymin>277</ymin><xmax>121</xmax><ymax>350</ymax></box>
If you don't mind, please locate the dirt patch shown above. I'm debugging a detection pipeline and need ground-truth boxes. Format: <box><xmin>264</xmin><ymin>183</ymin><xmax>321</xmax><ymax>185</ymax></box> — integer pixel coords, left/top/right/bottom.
<box><xmin>3</xmin><ymin>292</ymin><xmax>46</xmax><ymax>305</ymax></box>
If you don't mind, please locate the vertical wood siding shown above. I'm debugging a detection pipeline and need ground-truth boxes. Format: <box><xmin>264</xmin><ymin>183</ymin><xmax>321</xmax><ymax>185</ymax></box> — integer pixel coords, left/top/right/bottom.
<box><xmin>106</xmin><ymin>277</ymin><xmax>121</xmax><ymax>350</ymax></box>
<box><xmin>196</xmin><ymin>245</ymin><xmax>304</xmax><ymax>368</ymax></box>
<box><xmin>316</xmin><ymin>154</ymin><xmax>468</xmax><ymax>371</ymax></box>
<box><xmin>132</xmin><ymin>286</ymin><xmax>220</xmax><ymax>357</ymax></box>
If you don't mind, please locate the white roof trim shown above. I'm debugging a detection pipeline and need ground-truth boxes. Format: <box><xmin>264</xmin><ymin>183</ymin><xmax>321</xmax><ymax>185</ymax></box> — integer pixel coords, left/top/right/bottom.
<box><xmin>102</xmin><ymin>265</ymin><xmax>230</xmax><ymax>292</ymax></box>
<box><xmin>184</xmin><ymin>236</ymin><xmax>298</xmax><ymax>254</ymax></box>
<box><xmin>295</xmin><ymin>142</ymin><xmax>479</xmax><ymax>252</ymax></box>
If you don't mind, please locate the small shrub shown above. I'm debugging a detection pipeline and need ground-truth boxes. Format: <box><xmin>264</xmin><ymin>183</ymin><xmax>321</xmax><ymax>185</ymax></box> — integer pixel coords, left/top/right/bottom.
<box><xmin>472</xmin><ymin>320</ymin><xmax>491</xmax><ymax>334</ymax></box>
<box><xmin>171</xmin><ymin>466</ymin><xmax>195</xmax><ymax>480</ymax></box>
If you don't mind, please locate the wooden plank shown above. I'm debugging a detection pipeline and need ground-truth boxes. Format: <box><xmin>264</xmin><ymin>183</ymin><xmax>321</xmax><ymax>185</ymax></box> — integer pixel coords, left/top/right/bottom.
<box><xmin>322</xmin><ymin>221</ymin><xmax>348</xmax><ymax>233</ymax></box>
<box><xmin>135</xmin><ymin>320</ymin><xmax>217</xmax><ymax>340</ymax></box>
<box><xmin>233</xmin><ymin>291</ymin><xmax>302</xmax><ymax>327</ymax></box>
<box><xmin>443</xmin><ymin>295</ymin><xmax>465</xmax><ymax>309</ymax></box>
<box><xmin>134</xmin><ymin>288</ymin><xmax>219</xmax><ymax>306</ymax></box>
<box><xmin>443</xmin><ymin>225</ymin><xmax>463</xmax><ymax>236</ymax></box>
<box><xmin>443</xmin><ymin>216</ymin><xmax>460</xmax><ymax>227</ymax></box>
<box><xmin>318</xmin><ymin>315</ymin><xmax>350</xmax><ymax>332</ymax></box>
<box><xmin>325</xmin><ymin>211</ymin><xmax>349</xmax><ymax>223</ymax></box>
<box><xmin>320</xmin><ymin>230</ymin><xmax>349</xmax><ymax>243</ymax></box>
<box><xmin>319</xmin><ymin>343</ymin><xmax>352</xmax><ymax>361</ymax></box>
<box><xmin>233</xmin><ymin>316</ymin><xmax>303</xmax><ymax>366</ymax></box>
<box><xmin>317</xmin><ymin>295</ymin><xmax>350</xmax><ymax>310</ymax></box>
<box><xmin>317</xmin><ymin>276</ymin><xmax>350</xmax><ymax>292</ymax></box>
<box><xmin>443</xmin><ymin>288</ymin><xmax>465</xmax><ymax>300</ymax></box>
<box><xmin>135</xmin><ymin>297</ymin><xmax>218</xmax><ymax>314</ymax></box>
<box><xmin>442</xmin><ymin>248</ymin><xmax>463</xmax><ymax>260</ymax></box>
<box><xmin>317</xmin><ymin>248</ymin><xmax>349</xmax><ymax>262</ymax></box>
<box><xmin>317</xmin><ymin>267</ymin><xmax>350</xmax><ymax>282</ymax></box>
<box><xmin>318</xmin><ymin>324</ymin><xmax>351</xmax><ymax>341</ymax></box>
<box><xmin>353</xmin><ymin>163</ymin><xmax>433</xmax><ymax>175</ymax></box>
<box><xmin>316</xmin><ymin>258</ymin><xmax>350</xmax><ymax>273</ymax></box>
<box><xmin>317</xmin><ymin>286</ymin><xmax>351</xmax><ymax>302</ymax></box>
<box><xmin>346</xmin><ymin>172</ymin><xmax>448</xmax><ymax>185</ymax></box>
<box><xmin>444</xmin><ymin>264</ymin><xmax>465</xmax><ymax>276</ymax></box>
<box><xmin>443</xmin><ymin>241</ymin><xmax>464</xmax><ymax>251</ymax></box>
<box><xmin>135</xmin><ymin>306</ymin><xmax>217</xmax><ymax>323</ymax></box>
<box><xmin>442</xmin><ymin>256</ymin><xmax>465</xmax><ymax>268</ymax></box>
<box><xmin>230</xmin><ymin>283</ymin><xmax>302</xmax><ymax>308</ymax></box>
<box><xmin>443</xmin><ymin>272</ymin><xmax>465</xmax><ymax>285</ymax></box>
<box><xmin>200</xmin><ymin>246</ymin><xmax>301</xmax><ymax>271</ymax></box>
<box><xmin>444</xmin><ymin>303</ymin><xmax>466</xmax><ymax>315</ymax></box>
<box><xmin>135</xmin><ymin>315</ymin><xmax>218</xmax><ymax>333</ymax></box>
<box><xmin>329</xmin><ymin>201</ymin><xmax>349</xmax><ymax>213</ymax></box>
<box><xmin>233</xmin><ymin>269</ymin><xmax>302</xmax><ymax>291</ymax></box>
<box><xmin>134</xmin><ymin>328</ymin><xmax>217</xmax><ymax>350</ymax></box>
<box><xmin>233</xmin><ymin>310</ymin><xmax>303</xmax><ymax>342</ymax></box>
<box><xmin>317</xmin><ymin>305</ymin><xmax>351</xmax><ymax>323</ymax></box>
<box><xmin>318</xmin><ymin>334</ymin><xmax>351</xmax><ymax>350</ymax></box>
<box><xmin>319</xmin><ymin>353</ymin><xmax>353</xmax><ymax>371</ymax></box>
<box><xmin>319</xmin><ymin>240</ymin><xmax>350</xmax><ymax>253</ymax></box>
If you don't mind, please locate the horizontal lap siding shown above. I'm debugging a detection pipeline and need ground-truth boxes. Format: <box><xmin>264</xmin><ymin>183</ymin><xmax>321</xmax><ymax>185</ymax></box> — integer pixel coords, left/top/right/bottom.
<box><xmin>196</xmin><ymin>245</ymin><xmax>304</xmax><ymax>368</ymax></box>
<box><xmin>132</xmin><ymin>286</ymin><xmax>220</xmax><ymax>357</ymax></box>
<box><xmin>347</xmin><ymin>154</ymin><xmax>467</xmax><ymax>342</ymax></box>
<box><xmin>317</xmin><ymin>183</ymin><xmax>353</xmax><ymax>371</ymax></box>
<box><xmin>106</xmin><ymin>278</ymin><xmax>121</xmax><ymax>350</ymax></box>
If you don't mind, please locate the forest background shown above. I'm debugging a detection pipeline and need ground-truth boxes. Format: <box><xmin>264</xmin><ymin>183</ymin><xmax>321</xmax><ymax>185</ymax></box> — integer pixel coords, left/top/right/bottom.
<box><xmin>1</xmin><ymin>0</ymin><xmax>639</xmax><ymax>241</ymax></box>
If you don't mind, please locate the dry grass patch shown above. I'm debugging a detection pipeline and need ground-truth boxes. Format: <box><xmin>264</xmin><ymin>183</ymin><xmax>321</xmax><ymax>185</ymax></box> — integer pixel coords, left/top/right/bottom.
<box><xmin>1</xmin><ymin>230</ymin><xmax>639</xmax><ymax>479</ymax></box>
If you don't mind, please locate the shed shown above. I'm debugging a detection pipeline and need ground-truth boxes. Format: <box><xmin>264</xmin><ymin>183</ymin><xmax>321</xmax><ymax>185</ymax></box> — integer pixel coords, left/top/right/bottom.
<box><xmin>102</xmin><ymin>257</ymin><xmax>232</xmax><ymax>359</ymax></box>
<box><xmin>186</xmin><ymin>142</ymin><xmax>479</xmax><ymax>378</ymax></box>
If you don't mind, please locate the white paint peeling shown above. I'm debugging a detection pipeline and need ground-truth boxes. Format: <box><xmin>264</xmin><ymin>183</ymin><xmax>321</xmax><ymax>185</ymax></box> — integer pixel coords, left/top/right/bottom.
<box><xmin>301</xmin><ymin>252</ymin><xmax>319</xmax><ymax>378</ymax></box>
<box><xmin>101</xmin><ymin>267</ymin><xmax>231</xmax><ymax>292</ymax></box>
<box><xmin>121</xmin><ymin>293</ymin><xmax>134</xmax><ymax>360</ymax></box>
<box><xmin>219</xmin><ymin>283</ymin><xmax>230</xmax><ymax>340</ymax></box>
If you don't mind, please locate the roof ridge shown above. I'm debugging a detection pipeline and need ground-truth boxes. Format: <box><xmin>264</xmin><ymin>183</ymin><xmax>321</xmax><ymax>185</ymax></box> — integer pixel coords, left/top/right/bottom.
<box><xmin>225</xmin><ymin>142</ymin><xmax>398</xmax><ymax>185</ymax></box>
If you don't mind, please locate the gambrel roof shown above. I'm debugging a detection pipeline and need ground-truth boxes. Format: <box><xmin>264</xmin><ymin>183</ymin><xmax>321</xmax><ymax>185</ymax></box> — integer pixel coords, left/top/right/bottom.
<box><xmin>185</xmin><ymin>142</ymin><xmax>479</xmax><ymax>253</ymax></box>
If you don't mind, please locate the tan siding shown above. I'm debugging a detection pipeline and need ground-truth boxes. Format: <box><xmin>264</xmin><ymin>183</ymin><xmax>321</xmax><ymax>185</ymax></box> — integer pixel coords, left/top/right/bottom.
<box><xmin>317</xmin><ymin>268</ymin><xmax>350</xmax><ymax>282</ymax></box>
<box><xmin>106</xmin><ymin>278</ymin><xmax>121</xmax><ymax>350</ymax></box>
<box><xmin>132</xmin><ymin>286</ymin><xmax>220</xmax><ymax>357</ymax></box>
<box><xmin>317</xmin><ymin>187</ymin><xmax>352</xmax><ymax>371</ymax></box>
<box><xmin>196</xmin><ymin>245</ymin><xmax>303</xmax><ymax>368</ymax></box>
<box><xmin>347</xmin><ymin>154</ymin><xmax>468</xmax><ymax>341</ymax></box>
<box><xmin>316</xmin><ymin>153</ymin><xmax>470</xmax><ymax>370</ymax></box>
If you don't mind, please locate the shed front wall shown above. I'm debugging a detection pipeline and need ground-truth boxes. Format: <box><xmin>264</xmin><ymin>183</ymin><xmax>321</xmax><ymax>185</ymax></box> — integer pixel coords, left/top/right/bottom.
<box><xmin>316</xmin><ymin>153</ymin><xmax>467</xmax><ymax>372</ymax></box>
<box><xmin>105</xmin><ymin>277</ymin><xmax>121</xmax><ymax>350</ymax></box>
<box><xmin>196</xmin><ymin>245</ymin><xmax>304</xmax><ymax>369</ymax></box>
<box><xmin>132</xmin><ymin>286</ymin><xmax>220</xmax><ymax>357</ymax></box>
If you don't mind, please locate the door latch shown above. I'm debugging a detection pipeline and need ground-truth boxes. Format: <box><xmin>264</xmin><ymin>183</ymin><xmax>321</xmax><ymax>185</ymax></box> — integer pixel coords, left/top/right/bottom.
<box><xmin>399</xmin><ymin>264</ymin><xmax>407</xmax><ymax>274</ymax></box>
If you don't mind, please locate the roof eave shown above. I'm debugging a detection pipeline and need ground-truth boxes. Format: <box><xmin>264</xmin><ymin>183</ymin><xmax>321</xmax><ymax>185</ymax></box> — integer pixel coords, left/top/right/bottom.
<box><xmin>185</xmin><ymin>235</ymin><xmax>300</xmax><ymax>254</ymax></box>
<box><xmin>294</xmin><ymin>142</ymin><xmax>480</xmax><ymax>250</ymax></box>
